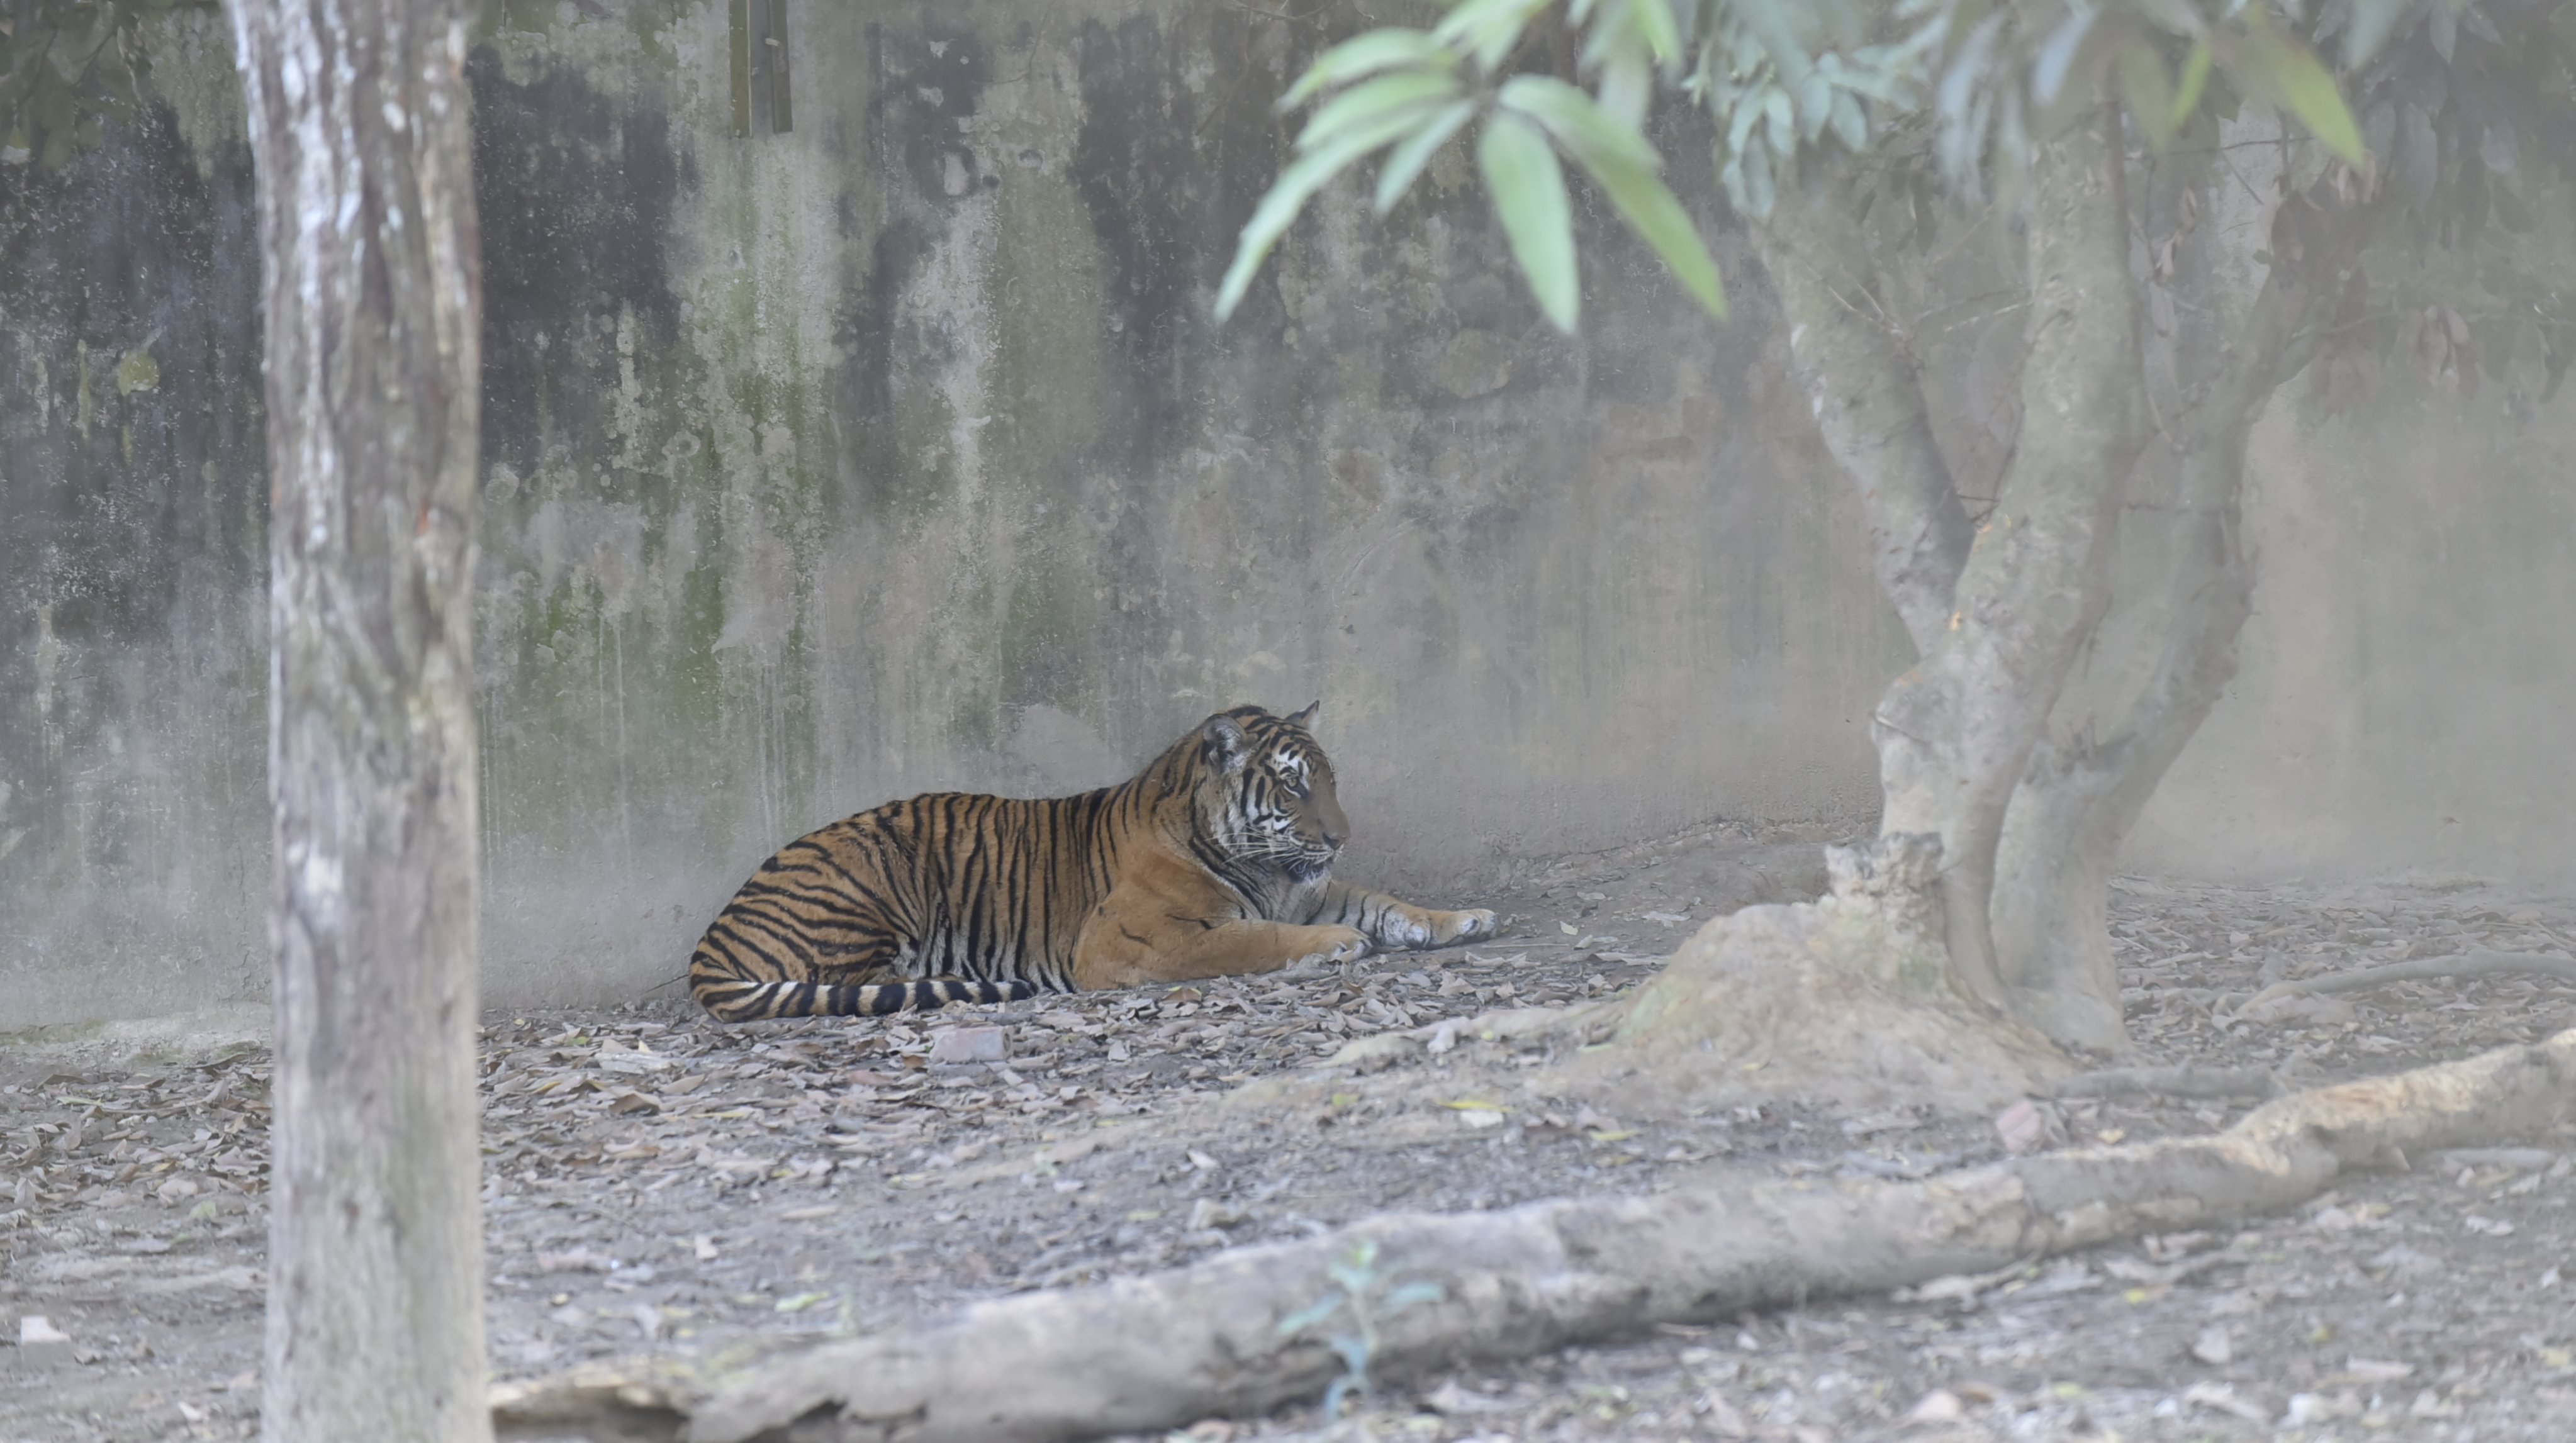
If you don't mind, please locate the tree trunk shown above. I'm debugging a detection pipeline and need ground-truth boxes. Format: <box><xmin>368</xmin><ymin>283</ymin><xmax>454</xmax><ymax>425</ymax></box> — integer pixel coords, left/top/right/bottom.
<box><xmin>1873</xmin><ymin>101</ymin><xmax>2150</xmax><ymax>1009</ymax></box>
<box><xmin>1992</xmin><ymin>167</ymin><xmax>2366</xmax><ymax>1052</ymax></box>
<box><xmin>1750</xmin><ymin>167</ymin><xmax>1973</xmax><ymax>656</ymax></box>
<box><xmin>230</xmin><ymin>3</ymin><xmax>490</xmax><ymax>1440</ymax></box>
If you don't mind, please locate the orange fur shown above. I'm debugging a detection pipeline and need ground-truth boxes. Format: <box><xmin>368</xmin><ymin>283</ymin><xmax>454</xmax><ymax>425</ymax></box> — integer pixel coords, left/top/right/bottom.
<box><xmin>687</xmin><ymin>703</ymin><xmax>1496</xmax><ymax>1020</ymax></box>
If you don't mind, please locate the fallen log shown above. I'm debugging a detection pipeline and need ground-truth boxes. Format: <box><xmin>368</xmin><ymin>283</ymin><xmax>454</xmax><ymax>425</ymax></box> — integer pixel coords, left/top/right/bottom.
<box><xmin>493</xmin><ymin>1030</ymin><xmax>2576</xmax><ymax>1443</ymax></box>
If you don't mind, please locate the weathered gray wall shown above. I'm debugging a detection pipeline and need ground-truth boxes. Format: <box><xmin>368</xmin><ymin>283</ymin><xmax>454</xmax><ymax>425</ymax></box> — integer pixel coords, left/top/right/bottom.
<box><xmin>1</xmin><ymin>2</ymin><xmax>1901</xmax><ymax>1028</ymax></box>
<box><xmin>6</xmin><ymin>4</ymin><xmax>2567</xmax><ymax>1032</ymax></box>
<box><xmin>2130</xmin><ymin>404</ymin><xmax>2576</xmax><ymax>881</ymax></box>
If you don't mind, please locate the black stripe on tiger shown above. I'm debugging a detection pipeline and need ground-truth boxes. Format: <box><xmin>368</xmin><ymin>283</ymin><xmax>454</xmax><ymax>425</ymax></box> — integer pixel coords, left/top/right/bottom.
<box><xmin>686</xmin><ymin>701</ymin><xmax>1415</xmax><ymax>1022</ymax></box>
<box><xmin>693</xmin><ymin>976</ymin><xmax>1035</xmax><ymax>1022</ymax></box>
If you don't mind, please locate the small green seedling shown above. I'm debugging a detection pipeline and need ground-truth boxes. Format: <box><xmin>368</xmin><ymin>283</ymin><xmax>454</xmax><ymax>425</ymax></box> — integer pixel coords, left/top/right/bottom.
<box><xmin>1273</xmin><ymin>1239</ymin><xmax>1446</xmax><ymax>1421</ymax></box>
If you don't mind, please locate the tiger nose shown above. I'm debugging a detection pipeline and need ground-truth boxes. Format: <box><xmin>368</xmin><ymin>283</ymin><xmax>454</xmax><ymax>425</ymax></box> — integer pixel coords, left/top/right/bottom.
<box><xmin>1321</xmin><ymin>827</ymin><xmax>1345</xmax><ymax>850</ymax></box>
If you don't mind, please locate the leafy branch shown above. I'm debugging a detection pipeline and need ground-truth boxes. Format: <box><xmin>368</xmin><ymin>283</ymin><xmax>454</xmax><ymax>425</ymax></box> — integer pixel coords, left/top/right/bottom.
<box><xmin>1216</xmin><ymin>0</ymin><xmax>1728</xmax><ymax>333</ymax></box>
<box><xmin>1219</xmin><ymin>0</ymin><xmax>2392</xmax><ymax>337</ymax></box>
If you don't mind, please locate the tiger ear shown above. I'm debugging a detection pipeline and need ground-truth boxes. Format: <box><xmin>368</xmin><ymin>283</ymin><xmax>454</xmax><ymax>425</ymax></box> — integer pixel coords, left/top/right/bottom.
<box><xmin>1287</xmin><ymin>699</ymin><xmax>1320</xmax><ymax>730</ymax></box>
<box><xmin>1202</xmin><ymin>715</ymin><xmax>1252</xmax><ymax>774</ymax></box>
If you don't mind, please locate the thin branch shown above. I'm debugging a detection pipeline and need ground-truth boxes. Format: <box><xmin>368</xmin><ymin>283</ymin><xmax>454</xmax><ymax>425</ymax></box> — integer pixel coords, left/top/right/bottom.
<box><xmin>2243</xmin><ymin>950</ymin><xmax>2576</xmax><ymax>1010</ymax></box>
<box><xmin>2052</xmin><ymin>1062</ymin><xmax>2283</xmax><ymax>1101</ymax></box>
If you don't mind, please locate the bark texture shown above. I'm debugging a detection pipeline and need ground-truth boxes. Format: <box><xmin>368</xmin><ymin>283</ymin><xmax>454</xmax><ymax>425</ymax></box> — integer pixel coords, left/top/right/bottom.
<box><xmin>1874</xmin><ymin>103</ymin><xmax>2149</xmax><ymax>1009</ymax></box>
<box><xmin>231</xmin><ymin>1</ymin><xmax>489</xmax><ymax>1439</ymax></box>
<box><xmin>1992</xmin><ymin>176</ymin><xmax>2365</xmax><ymax>1052</ymax></box>
<box><xmin>1752</xmin><ymin>171</ymin><xmax>1973</xmax><ymax>655</ymax></box>
<box><xmin>490</xmin><ymin>1032</ymin><xmax>2576</xmax><ymax>1443</ymax></box>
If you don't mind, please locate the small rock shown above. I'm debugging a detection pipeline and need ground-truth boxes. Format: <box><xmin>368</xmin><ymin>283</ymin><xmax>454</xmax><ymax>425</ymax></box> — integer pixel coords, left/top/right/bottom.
<box><xmin>2192</xmin><ymin>1324</ymin><xmax>2232</xmax><ymax>1366</ymax></box>
<box><xmin>1456</xmin><ymin>1108</ymin><xmax>1506</xmax><ymax>1130</ymax></box>
<box><xmin>1696</xmin><ymin>1387</ymin><xmax>1750</xmax><ymax>1437</ymax></box>
<box><xmin>1905</xmin><ymin>1388</ymin><xmax>1964</xmax><ymax>1422</ymax></box>
<box><xmin>14</xmin><ymin>1316</ymin><xmax>72</xmax><ymax>1368</ymax></box>
<box><xmin>2408</xmin><ymin>1387</ymin><xmax>2457</xmax><ymax>1418</ymax></box>
<box><xmin>1423</xmin><ymin>1381</ymin><xmax>1510</xmax><ymax>1416</ymax></box>
<box><xmin>2181</xmin><ymin>1380</ymin><xmax>2265</xmax><ymax>1421</ymax></box>
<box><xmin>1995</xmin><ymin>1098</ymin><xmax>2058</xmax><ymax>1155</ymax></box>
<box><xmin>927</xmin><ymin>1027</ymin><xmax>1007</xmax><ymax>1066</ymax></box>
<box><xmin>1186</xmin><ymin>1198</ymin><xmax>1243</xmax><ymax>1232</ymax></box>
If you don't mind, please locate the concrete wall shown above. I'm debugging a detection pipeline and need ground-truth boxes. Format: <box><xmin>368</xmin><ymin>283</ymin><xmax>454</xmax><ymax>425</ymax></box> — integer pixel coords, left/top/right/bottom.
<box><xmin>2129</xmin><ymin>403</ymin><xmax>2576</xmax><ymax>881</ymax></box>
<box><xmin>6</xmin><ymin>4</ymin><xmax>2567</xmax><ymax>1031</ymax></box>
<box><xmin>1</xmin><ymin>1</ymin><xmax>1904</xmax><ymax>1028</ymax></box>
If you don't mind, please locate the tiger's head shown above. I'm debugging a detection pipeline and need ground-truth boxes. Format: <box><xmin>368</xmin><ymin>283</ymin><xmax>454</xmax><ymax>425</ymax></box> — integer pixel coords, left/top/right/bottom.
<box><xmin>1196</xmin><ymin>702</ymin><xmax>1348</xmax><ymax>881</ymax></box>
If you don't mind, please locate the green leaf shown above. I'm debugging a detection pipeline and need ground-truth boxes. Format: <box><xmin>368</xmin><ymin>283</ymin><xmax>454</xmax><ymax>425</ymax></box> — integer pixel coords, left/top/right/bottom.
<box><xmin>2171</xmin><ymin>39</ymin><xmax>2212</xmax><ymax>130</ymax></box>
<box><xmin>2117</xmin><ymin>38</ymin><xmax>2176</xmax><ymax>151</ymax></box>
<box><xmin>1431</xmin><ymin>0</ymin><xmax>1553</xmax><ymax>72</ymax></box>
<box><xmin>1275</xmin><ymin>1295</ymin><xmax>1347</xmax><ymax>1337</ymax></box>
<box><xmin>1742</xmin><ymin>133</ymin><xmax>1778</xmax><ymax>217</ymax></box>
<box><xmin>1762</xmin><ymin>86</ymin><xmax>1796</xmax><ymax>157</ymax></box>
<box><xmin>1374</xmin><ymin>98</ymin><xmax>1476</xmax><ymax>213</ymax></box>
<box><xmin>1216</xmin><ymin>109</ymin><xmax>1437</xmax><ymax>321</ymax></box>
<box><xmin>2129</xmin><ymin>0</ymin><xmax>2207</xmax><ymax>38</ymax></box>
<box><xmin>1733</xmin><ymin>0</ymin><xmax>1813</xmax><ymax>83</ymax></box>
<box><xmin>2341</xmin><ymin>0</ymin><xmax>2419</xmax><ymax>67</ymax></box>
<box><xmin>1478</xmin><ymin>111</ymin><xmax>1580</xmax><ymax>333</ymax></box>
<box><xmin>1282</xmin><ymin>29</ymin><xmax>1456</xmax><ymax>110</ymax></box>
<box><xmin>2257</xmin><ymin>30</ymin><xmax>2365</xmax><ymax>165</ymax></box>
<box><xmin>1379</xmin><ymin>1281</ymin><xmax>1447</xmax><ymax>1315</ymax></box>
<box><xmin>1515</xmin><ymin>64</ymin><xmax>1722</xmax><ymax>316</ymax></box>
<box><xmin>1795</xmin><ymin>67</ymin><xmax>1834</xmax><ymax>141</ymax></box>
<box><xmin>1565</xmin><ymin>140</ymin><xmax>1725</xmax><ymax>320</ymax></box>
<box><xmin>1498</xmin><ymin>74</ymin><xmax>1660</xmax><ymax>172</ymax></box>
<box><xmin>1296</xmin><ymin>69</ymin><xmax>1463</xmax><ymax>151</ymax></box>
<box><xmin>1829</xmin><ymin>89</ymin><xmax>1869</xmax><ymax>151</ymax></box>
<box><xmin>2397</xmin><ymin>101</ymin><xmax>2436</xmax><ymax>205</ymax></box>
<box><xmin>1595</xmin><ymin>48</ymin><xmax>1652</xmax><ymax>128</ymax></box>
<box><xmin>1627</xmin><ymin>0</ymin><xmax>1682</xmax><ymax>64</ymax></box>
<box><xmin>2031</xmin><ymin>8</ymin><xmax>2097</xmax><ymax>108</ymax></box>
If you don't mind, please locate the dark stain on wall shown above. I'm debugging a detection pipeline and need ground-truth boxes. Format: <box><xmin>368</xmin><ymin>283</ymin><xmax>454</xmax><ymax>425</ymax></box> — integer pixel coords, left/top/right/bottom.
<box><xmin>1067</xmin><ymin>10</ymin><xmax>1291</xmax><ymax>470</ymax></box>
<box><xmin>837</xmin><ymin>21</ymin><xmax>990</xmax><ymax>519</ymax></box>
<box><xmin>0</xmin><ymin>101</ymin><xmax>264</xmax><ymax>878</ymax></box>
<box><xmin>469</xmin><ymin>46</ymin><xmax>681</xmax><ymax>490</ymax></box>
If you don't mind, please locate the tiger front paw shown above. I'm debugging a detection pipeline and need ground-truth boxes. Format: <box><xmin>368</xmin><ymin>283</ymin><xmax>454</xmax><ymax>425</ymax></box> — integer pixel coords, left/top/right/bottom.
<box><xmin>1294</xmin><ymin>926</ymin><xmax>1373</xmax><ymax>968</ymax></box>
<box><xmin>1428</xmin><ymin>908</ymin><xmax>1501</xmax><ymax>947</ymax></box>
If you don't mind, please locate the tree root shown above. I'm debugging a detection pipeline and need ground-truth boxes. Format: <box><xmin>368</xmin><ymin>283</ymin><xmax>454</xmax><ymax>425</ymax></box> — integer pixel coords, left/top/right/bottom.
<box><xmin>492</xmin><ymin>1030</ymin><xmax>2576</xmax><ymax>1443</ymax></box>
<box><xmin>2241</xmin><ymin>949</ymin><xmax>2576</xmax><ymax>1013</ymax></box>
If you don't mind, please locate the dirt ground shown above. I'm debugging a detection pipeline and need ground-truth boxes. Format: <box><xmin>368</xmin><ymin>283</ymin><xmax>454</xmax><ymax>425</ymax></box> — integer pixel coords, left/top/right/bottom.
<box><xmin>7</xmin><ymin>819</ymin><xmax>2576</xmax><ymax>1443</ymax></box>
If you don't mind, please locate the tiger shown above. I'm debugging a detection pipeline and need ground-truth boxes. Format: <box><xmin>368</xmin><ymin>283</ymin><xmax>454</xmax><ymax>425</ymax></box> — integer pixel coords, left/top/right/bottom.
<box><xmin>687</xmin><ymin>702</ymin><xmax>1501</xmax><ymax>1021</ymax></box>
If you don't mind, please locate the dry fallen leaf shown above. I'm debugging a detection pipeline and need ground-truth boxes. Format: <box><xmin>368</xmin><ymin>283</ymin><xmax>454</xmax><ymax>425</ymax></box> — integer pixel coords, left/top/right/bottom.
<box><xmin>2344</xmin><ymin>1356</ymin><xmax>2414</xmax><ymax>1383</ymax></box>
